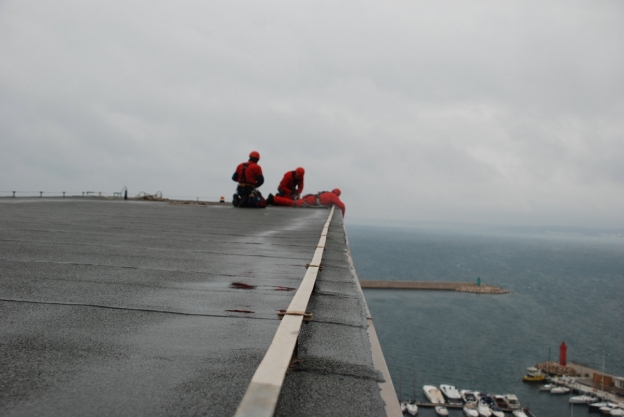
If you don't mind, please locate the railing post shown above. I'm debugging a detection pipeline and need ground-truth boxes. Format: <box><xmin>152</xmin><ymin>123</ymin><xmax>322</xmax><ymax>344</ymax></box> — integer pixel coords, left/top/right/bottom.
<box><xmin>40</xmin><ymin>192</ymin><xmax>43</xmax><ymax>198</ymax></box>
<box><xmin>124</xmin><ymin>189</ymin><xmax>128</xmax><ymax>200</ymax></box>
<box><xmin>12</xmin><ymin>191</ymin><xmax>16</xmax><ymax>197</ymax></box>
<box><xmin>82</xmin><ymin>192</ymin><xmax>85</xmax><ymax>197</ymax></box>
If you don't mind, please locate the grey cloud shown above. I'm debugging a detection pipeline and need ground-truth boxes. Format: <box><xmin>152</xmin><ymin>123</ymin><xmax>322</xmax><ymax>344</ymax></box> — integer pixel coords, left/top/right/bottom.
<box><xmin>1</xmin><ymin>0</ymin><xmax>623</xmax><ymax>227</ymax></box>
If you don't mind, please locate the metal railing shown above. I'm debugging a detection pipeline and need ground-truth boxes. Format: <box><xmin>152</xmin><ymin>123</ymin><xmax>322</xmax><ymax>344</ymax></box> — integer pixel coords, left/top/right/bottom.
<box><xmin>0</xmin><ymin>189</ymin><xmax>221</xmax><ymax>202</ymax></box>
<box><xmin>234</xmin><ymin>207</ymin><xmax>335</xmax><ymax>417</ymax></box>
<box><xmin>0</xmin><ymin>188</ymin><xmax>128</xmax><ymax>199</ymax></box>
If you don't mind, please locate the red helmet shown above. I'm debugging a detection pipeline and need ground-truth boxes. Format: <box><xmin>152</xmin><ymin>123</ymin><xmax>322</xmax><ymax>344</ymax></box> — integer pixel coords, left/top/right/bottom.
<box><xmin>295</xmin><ymin>167</ymin><xmax>305</xmax><ymax>177</ymax></box>
<box><xmin>249</xmin><ymin>151</ymin><xmax>260</xmax><ymax>160</ymax></box>
<box><xmin>332</xmin><ymin>188</ymin><xmax>341</xmax><ymax>196</ymax></box>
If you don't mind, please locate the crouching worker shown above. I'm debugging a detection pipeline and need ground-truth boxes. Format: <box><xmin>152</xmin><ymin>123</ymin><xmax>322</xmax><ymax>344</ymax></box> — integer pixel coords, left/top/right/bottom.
<box><xmin>273</xmin><ymin>188</ymin><xmax>345</xmax><ymax>217</ymax></box>
<box><xmin>266</xmin><ymin>167</ymin><xmax>304</xmax><ymax>206</ymax></box>
<box><xmin>278</xmin><ymin>167</ymin><xmax>305</xmax><ymax>199</ymax></box>
<box><xmin>232</xmin><ymin>151</ymin><xmax>266</xmax><ymax>208</ymax></box>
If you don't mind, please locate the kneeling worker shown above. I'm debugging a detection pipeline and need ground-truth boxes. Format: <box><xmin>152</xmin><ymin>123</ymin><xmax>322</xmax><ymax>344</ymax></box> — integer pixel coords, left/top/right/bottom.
<box><xmin>278</xmin><ymin>167</ymin><xmax>305</xmax><ymax>199</ymax></box>
<box><xmin>273</xmin><ymin>188</ymin><xmax>345</xmax><ymax>217</ymax></box>
<box><xmin>232</xmin><ymin>151</ymin><xmax>265</xmax><ymax>207</ymax></box>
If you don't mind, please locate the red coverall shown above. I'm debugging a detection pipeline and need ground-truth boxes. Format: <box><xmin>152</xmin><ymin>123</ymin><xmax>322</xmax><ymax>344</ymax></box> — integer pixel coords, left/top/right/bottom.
<box><xmin>277</xmin><ymin>171</ymin><xmax>304</xmax><ymax>199</ymax></box>
<box><xmin>233</xmin><ymin>161</ymin><xmax>263</xmax><ymax>187</ymax></box>
<box><xmin>273</xmin><ymin>192</ymin><xmax>345</xmax><ymax>217</ymax></box>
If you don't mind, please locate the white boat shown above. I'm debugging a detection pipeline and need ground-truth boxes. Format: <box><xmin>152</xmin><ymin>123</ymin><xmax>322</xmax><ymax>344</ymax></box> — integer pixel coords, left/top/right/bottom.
<box><xmin>440</xmin><ymin>384</ymin><xmax>463</xmax><ymax>405</ymax></box>
<box><xmin>493</xmin><ymin>395</ymin><xmax>508</xmax><ymax>409</ymax></box>
<box><xmin>463</xmin><ymin>403</ymin><xmax>480</xmax><ymax>417</ymax></box>
<box><xmin>570</xmin><ymin>395</ymin><xmax>599</xmax><ymax>404</ymax></box>
<box><xmin>424</xmin><ymin>385</ymin><xmax>445</xmax><ymax>404</ymax></box>
<box><xmin>479</xmin><ymin>393</ymin><xmax>495</xmax><ymax>408</ymax></box>
<box><xmin>477</xmin><ymin>400</ymin><xmax>492</xmax><ymax>417</ymax></box>
<box><xmin>400</xmin><ymin>401</ymin><xmax>407</xmax><ymax>413</ymax></box>
<box><xmin>550</xmin><ymin>386</ymin><xmax>571</xmax><ymax>394</ymax></box>
<box><xmin>435</xmin><ymin>405</ymin><xmax>449</xmax><ymax>416</ymax></box>
<box><xmin>406</xmin><ymin>401</ymin><xmax>419</xmax><ymax>415</ymax></box>
<box><xmin>512</xmin><ymin>410</ymin><xmax>529</xmax><ymax>417</ymax></box>
<box><xmin>461</xmin><ymin>390</ymin><xmax>477</xmax><ymax>404</ymax></box>
<box><xmin>490</xmin><ymin>405</ymin><xmax>505</xmax><ymax>417</ymax></box>
<box><xmin>600</xmin><ymin>404</ymin><xmax>624</xmax><ymax>415</ymax></box>
<box><xmin>611</xmin><ymin>409</ymin><xmax>624</xmax><ymax>417</ymax></box>
<box><xmin>539</xmin><ymin>383</ymin><xmax>554</xmax><ymax>391</ymax></box>
<box><xmin>504</xmin><ymin>394</ymin><xmax>522</xmax><ymax>410</ymax></box>
<box><xmin>589</xmin><ymin>402</ymin><xmax>611</xmax><ymax>410</ymax></box>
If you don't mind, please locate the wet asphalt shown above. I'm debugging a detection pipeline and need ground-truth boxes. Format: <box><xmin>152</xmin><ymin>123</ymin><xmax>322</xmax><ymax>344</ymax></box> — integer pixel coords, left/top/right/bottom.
<box><xmin>0</xmin><ymin>199</ymin><xmax>385</xmax><ymax>416</ymax></box>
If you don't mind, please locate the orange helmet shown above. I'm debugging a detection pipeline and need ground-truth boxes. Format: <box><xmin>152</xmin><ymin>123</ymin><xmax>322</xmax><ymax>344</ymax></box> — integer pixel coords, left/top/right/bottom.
<box><xmin>249</xmin><ymin>151</ymin><xmax>260</xmax><ymax>161</ymax></box>
<box><xmin>295</xmin><ymin>167</ymin><xmax>305</xmax><ymax>177</ymax></box>
<box><xmin>332</xmin><ymin>188</ymin><xmax>341</xmax><ymax>196</ymax></box>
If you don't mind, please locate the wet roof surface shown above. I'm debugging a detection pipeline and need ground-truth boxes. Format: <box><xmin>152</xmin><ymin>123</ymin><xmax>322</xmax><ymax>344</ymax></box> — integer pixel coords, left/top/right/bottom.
<box><xmin>0</xmin><ymin>199</ymin><xmax>385</xmax><ymax>416</ymax></box>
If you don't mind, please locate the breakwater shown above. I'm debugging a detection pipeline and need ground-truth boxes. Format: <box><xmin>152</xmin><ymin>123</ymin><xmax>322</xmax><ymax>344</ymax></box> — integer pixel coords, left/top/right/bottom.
<box><xmin>359</xmin><ymin>280</ymin><xmax>509</xmax><ymax>294</ymax></box>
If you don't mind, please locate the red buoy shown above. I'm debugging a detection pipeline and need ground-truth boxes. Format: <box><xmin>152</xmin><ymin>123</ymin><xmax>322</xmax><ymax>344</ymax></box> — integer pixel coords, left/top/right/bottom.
<box><xmin>559</xmin><ymin>341</ymin><xmax>567</xmax><ymax>366</ymax></box>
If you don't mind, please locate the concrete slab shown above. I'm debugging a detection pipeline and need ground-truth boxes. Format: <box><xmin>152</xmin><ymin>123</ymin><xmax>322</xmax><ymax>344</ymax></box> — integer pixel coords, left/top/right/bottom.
<box><xmin>0</xmin><ymin>199</ymin><xmax>389</xmax><ymax>416</ymax></box>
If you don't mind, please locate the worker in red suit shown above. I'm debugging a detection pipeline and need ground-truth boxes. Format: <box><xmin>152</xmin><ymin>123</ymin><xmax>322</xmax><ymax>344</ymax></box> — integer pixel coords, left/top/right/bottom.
<box><xmin>272</xmin><ymin>188</ymin><xmax>345</xmax><ymax>217</ymax></box>
<box><xmin>232</xmin><ymin>151</ymin><xmax>265</xmax><ymax>207</ymax></box>
<box><xmin>277</xmin><ymin>167</ymin><xmax>305</xmax><ymax>199</ymax></box>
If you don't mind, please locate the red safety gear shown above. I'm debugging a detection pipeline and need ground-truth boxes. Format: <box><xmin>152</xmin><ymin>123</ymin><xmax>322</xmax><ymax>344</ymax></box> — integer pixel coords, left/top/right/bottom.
<box><xmin>295</xmin><ymin>191</ymin><xmax>345</xmax><ymax>217</ymax></box>
<box><xmin>295</xmin><ymin>167</ymin><xmax>305</xmax><ymax>177</ymax></box>
<box><xmin>233</xmin><ymin>160</ymin><xmax>264</xmax><ymax>187</ymax></box>
<box><xmin>249</xmin><ymin>151</ymin><xmax>260</xmax><ymax>161</ymax></box>
<box><xmin>272</xmin><ymin>195</ymin><xmax>295</xmax><ymax>207</ymax></box>
<box><xmin>277</xmin><ymin>169</ymin><xmax>304</xmax><ymax>199</ymax></box>
<box><xmin>332</xmin><ymin>188</ymin><xmax>341</xmax><ymax>197</ymax></box>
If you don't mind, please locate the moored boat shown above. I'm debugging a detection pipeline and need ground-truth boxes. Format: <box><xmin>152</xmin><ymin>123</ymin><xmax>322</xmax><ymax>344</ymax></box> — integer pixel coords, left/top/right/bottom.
<box><xmin>434</xmin><ymin>405</ymin><xmax>449</xmax><ymax>416</ymax></box>
<box><xmin>478</xmin><ymin>393</ymin><xmax>495</xmax><ymax>407</ymax></box>
<box><xmin>406</xmin><ymin>401</ymin><xmax>418</xmax><ymax>416</ymax></box>
<box><xmin>522</xmin><ymin>366</ymin><xmax>546</xmax><ymax>383</ymax></box>
<box><xmin>570</xmin><ymin>395</ymin><xmax>599</xmax><ymax>404</ymax></box>
<box><xmin>461</xmin><ymin>390</ymin><xmax>477</xmax><ymax>404</ymax></box>
<box><xmin>589</xmin><ymin>401</ymin><xmax>609</xmax><ymax>411</ymax></box>
<box><xmin>504</xmin><ymin>394</ymin><xmax>522</xmax><ymax>410</ymax></box>
<box><xmin>400</xmin><ymin>401</ymin><xmax>407</xmax><ymax>413</ymax></box>
<box><xmin>440</xmin><ymin>384</ymin><xmax>462</xmax><ymax>405</ymax></box>
<box><xmin>490</xmin><ymin>405</ymin><xmax>505</xmax><ymax>417</ymax></box>
<box><xmin>611</xmin><ymin>408</ymin><xmax>624</xmax><ymax>416</ymax></box>
<box><xmin>423</xmin><ymin>385</ymin><xmax>445</xmax><ymax>404</ymax></box>
<box><xmin>476</xmin><ymin>400</ymin><xmax>492</xmax><ymax>417</ymax></box>
<box><xmin>539</xmin><ymin>383</ymin><xmax>554</xmax><ymax>391</ymax></box>
<box><xmin>550</xmin><ymin>386</ymin><xmax>571</xmax><ymax>394</ymax></box>
<box><xmin>512</xmin><ymin>410</ymin><xmax>529</xmax><ymax>417</ymax></box>
<box><xmin>600</xmin><ymin>405</ymin><xmax>616</xmax><ymax>414</ymax></box>
<box><xmin>463</xmin><ymin>403</ymin><xmax>479</xmax><ymax>417</ymax></box>
<box><xmin>493</xmin><ymin>395</ymin><xmax>508</xmax><ymax>409</ymax></box>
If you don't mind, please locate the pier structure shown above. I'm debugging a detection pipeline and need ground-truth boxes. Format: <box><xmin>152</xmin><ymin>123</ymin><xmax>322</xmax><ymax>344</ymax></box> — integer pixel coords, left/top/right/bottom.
<box><xmin>535</xmin><ymin>360</ymin><xmax>624</xmax><ymax>403</ymax></box>
<box><xmin>359</xmin><ymin>280</ymin><xmax>509</xmax><ymax>294</ymax></box>
<box><xmin>0</xmin><ymin>199</ymin><xmax>399</xmax><ymax>416</ymax></box>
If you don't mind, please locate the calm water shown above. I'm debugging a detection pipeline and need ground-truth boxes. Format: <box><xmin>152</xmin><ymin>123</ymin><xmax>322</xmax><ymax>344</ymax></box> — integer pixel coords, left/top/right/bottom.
<box><xmin>346</xmin><ymin>224</ymin><xmax>624</xmax><ymax>417</ymax></box>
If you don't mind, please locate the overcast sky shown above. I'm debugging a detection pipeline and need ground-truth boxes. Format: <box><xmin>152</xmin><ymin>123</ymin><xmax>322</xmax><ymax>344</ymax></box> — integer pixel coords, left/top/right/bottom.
<box><xmin>1</xmin><ymin>1</ymin><xmax>623</xmax><ymax>228</ymax></box>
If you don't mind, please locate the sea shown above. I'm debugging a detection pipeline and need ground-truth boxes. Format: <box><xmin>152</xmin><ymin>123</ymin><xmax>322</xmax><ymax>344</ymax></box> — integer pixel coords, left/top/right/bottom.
<box><xmin>346</xmin><ymin>222</ymin><xmax>624</xmax><ymax>417</ymax></box>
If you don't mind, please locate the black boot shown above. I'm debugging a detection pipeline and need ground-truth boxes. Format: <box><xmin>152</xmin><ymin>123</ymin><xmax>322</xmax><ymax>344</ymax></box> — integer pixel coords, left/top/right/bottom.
<box><xmin>266</xmin><ymin>193</ymin><xmax>275</xmax><ymax>205</ymax></box>
<box><xmin>232</xmin><ymin>194</ymin><xmax>240</xmax><ymax>207</ymax></box>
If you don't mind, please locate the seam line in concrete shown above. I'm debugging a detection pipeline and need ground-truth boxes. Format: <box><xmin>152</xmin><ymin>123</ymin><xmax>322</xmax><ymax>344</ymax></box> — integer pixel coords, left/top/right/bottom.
<box><xmin>0</xmin><ymin>298</ymin><xmax>281</xmax><ymax>321</ymax></box>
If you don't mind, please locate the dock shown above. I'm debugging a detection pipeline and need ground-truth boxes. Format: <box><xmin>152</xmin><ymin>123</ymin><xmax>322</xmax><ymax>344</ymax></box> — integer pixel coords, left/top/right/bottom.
<box><xmin>360</xmin><ymin>280</ymin><xmax>509</xmax><ymax>294</ymax></box>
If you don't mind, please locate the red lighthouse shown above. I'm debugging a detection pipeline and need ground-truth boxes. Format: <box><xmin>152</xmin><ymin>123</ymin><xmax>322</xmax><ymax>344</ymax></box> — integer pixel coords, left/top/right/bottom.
<box><xmin>559</xmin><ymin>341</ymin><xmax>567</xmax><ymax>366</ymax></box>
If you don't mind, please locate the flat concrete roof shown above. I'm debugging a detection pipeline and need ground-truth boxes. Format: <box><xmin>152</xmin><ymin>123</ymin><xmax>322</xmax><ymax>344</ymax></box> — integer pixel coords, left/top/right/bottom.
<box><xmin>0</xmin><ymin>199</ymin><xmax>387</xmax><ymax>416</ymax></box>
